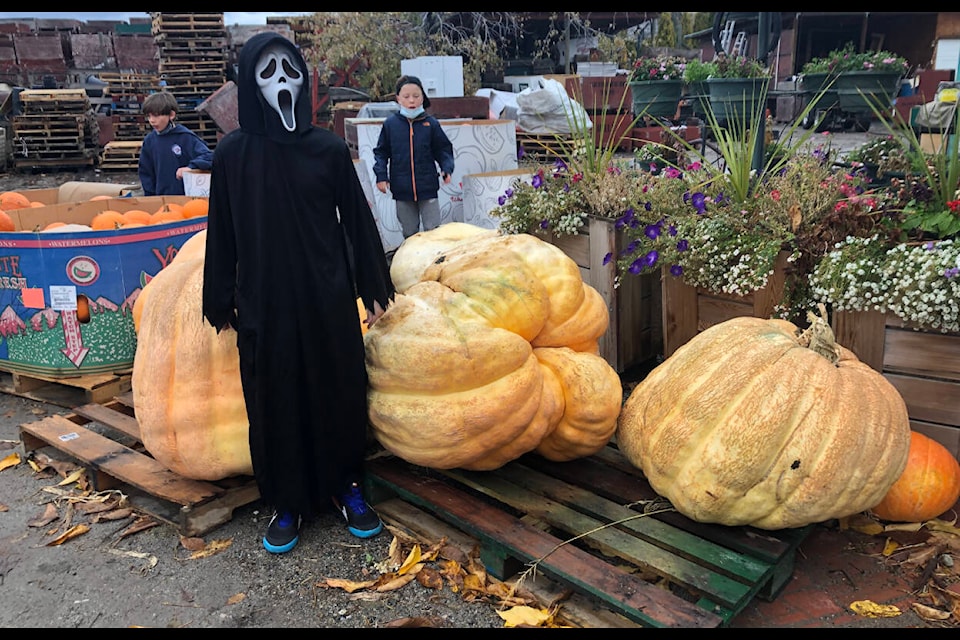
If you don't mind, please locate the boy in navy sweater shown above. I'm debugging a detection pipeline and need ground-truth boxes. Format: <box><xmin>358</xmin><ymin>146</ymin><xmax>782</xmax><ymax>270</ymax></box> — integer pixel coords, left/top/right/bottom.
<box><xmin>373</xmin><ymin>75</ymin><xmax>454</xmax><ymax>239</ymax></box>
<box><xmin>138</xmin><ymin>91</ymin><xmax>214</xmax><ymax>196</ymax></box>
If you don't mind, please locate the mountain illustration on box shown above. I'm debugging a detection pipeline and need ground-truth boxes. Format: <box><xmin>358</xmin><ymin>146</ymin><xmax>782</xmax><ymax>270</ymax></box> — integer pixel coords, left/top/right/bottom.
<box><xmin>0</xmin><ymin>289</ymin><xmax>141</xmax><ymax>373</ymax></box>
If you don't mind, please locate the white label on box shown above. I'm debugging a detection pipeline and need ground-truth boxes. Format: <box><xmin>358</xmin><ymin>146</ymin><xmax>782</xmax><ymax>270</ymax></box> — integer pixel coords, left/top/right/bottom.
<box><xmin>49</xmin><ymin>285</ymin><xmax>77</xmax><ymax>311</ymax></box>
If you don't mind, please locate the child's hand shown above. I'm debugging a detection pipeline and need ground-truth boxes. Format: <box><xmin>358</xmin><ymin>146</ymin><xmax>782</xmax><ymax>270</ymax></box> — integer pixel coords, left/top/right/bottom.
<box><xmin>376</xmin><ymin>181</ymin><xmax>389</xmax><ymax>194</ymax></box>
<box><xmin>441</xmin><ymin>173</ymin><xmax>452</xmax><ymax>185</ymax></box>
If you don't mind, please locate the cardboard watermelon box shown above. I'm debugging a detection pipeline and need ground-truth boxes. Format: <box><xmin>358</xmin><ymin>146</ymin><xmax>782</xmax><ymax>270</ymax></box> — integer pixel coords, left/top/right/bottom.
<box><xmin>0</xmin><ymin>196</ymin><xmax>205</xmax><ymax>377</ymax></box>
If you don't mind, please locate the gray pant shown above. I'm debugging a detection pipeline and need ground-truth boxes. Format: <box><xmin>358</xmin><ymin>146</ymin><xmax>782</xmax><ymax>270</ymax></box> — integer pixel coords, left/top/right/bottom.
<box><xmin>396</xmin><ymin>199</ymin><xmax>441</xmax><ymax>239</ymax></box>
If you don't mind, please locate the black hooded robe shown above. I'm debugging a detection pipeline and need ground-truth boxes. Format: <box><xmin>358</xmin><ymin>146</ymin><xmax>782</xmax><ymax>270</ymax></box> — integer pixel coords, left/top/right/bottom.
<box><xmin>201</xmin><ymin>32</ymin><xmax>395</xmax><ymax>517</ymax></box>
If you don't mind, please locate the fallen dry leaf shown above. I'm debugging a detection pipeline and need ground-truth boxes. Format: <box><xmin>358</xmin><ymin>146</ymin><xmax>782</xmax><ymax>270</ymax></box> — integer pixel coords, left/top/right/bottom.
<box><xmin>912</xmin><ymin>603</ymin><xmax>952</xmax><ymax>621</ymax></box>
<box><xmin>319</xmin><ymin>577</ymin><xmax>378</xmax><ymax>593</ymax></box>
<box><xmin>0</xmin><ymin>451</ymin><xmax>20</xmax><ymax>471</ymax></box>
<box><xmin>415</xmin><ymin>565</ymin><xmax>444</xmax><ymax>590</ymax></box>
<box><xmin>397</xmin><ymin>545</ymin><xmax>422</xmax><ymax>575</ymax></box>
<box><xmin>882</xmin><ymin>538</ymin><xmax>900</xmax><ymax>556</ymax></box>
<box><xmin>849</xmin><ymin>600</ymin><xmax>901</xmax><ymax>618</ymax></box>
<box><xmin>375</xmin><ymin>571</ymin><xmax>418</xmax><ymax>592</ymax></box>
<box><xmin>226</xmin><ymin>592</ymin><xmax>246</xmax><ymax>605</ymax></box>
<box><xmin>188</xmin><ymin>538</ymin><xmax>232</xmax><ymax>560</ymax></box>
<box><xmin>45</xmin><ymin>523</ymin><xmax>90</xmax><ymax>546</ymax></box>
<box><xmin>0</xmin><ymin>502</ymin><xmax>7</xmax><ymax>512</ymax></box>
<box><xmin>91</xmin><ymin>508</ymin><xmax>134</xmax><ymax>523</ymax></box>
<box><xmin>498</xmin><ymin>605</ymin><xmax>553</xmax><ymax>627</ymax></box>
<box><xmin>57</xmin><ymin>468</ymin><xmax>85</xmax><ymax>486</ymax></box>
<box><xmin>28</xmin><ymin>503</ymin><xmax>59</xmax><ymax>528</ymax></box>
<box><xmin>180</xmin><ymin>536</ymin><xmax>206</xmax><ymax>552</ymax></box>
<box><xmin>382</xmin><ymin>616</ymin><xmax>446</xmax><ymax>628</ymax></box>
<box><xmin>118</xmin><ymin>515</ymin><xmax>160</xmax><ymax>539</ymax></box>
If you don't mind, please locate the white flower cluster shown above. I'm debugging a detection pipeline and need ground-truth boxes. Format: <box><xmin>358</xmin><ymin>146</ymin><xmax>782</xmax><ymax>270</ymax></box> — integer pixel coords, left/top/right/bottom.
<box><xmin>809</xmin><ymin>236</ymin><xmax>960</xmax><ymax>333</ymax></box>
<box><xmin>675</xmin><ymin>220</ymin><xmax>780</xmax><ymax>296</ymax></box>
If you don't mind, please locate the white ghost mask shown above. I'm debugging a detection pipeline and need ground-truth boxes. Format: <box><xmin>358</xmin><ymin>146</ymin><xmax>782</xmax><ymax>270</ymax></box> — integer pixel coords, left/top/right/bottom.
<box><xmin>254</xmin><ymin>43</ymin><xmax>304</xmax><ymax>132</ymax></box>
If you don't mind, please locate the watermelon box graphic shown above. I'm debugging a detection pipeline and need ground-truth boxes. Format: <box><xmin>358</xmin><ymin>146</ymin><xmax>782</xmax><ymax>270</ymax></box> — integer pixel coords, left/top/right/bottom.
<box><xmin>0</xmin><ymin>196</ymin><xmax>204</xmax><ymax>377</ymax></box>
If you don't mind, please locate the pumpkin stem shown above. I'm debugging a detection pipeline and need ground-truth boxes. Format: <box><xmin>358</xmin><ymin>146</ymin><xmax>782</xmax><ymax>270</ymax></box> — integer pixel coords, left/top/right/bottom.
<box><xmin>796</xmin><ymin>302</ymin><xmax>840</xmax><ymax>365</ymax></box>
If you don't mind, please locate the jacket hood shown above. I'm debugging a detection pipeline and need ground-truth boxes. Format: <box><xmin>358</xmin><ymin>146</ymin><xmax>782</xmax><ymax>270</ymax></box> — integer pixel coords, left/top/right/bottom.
<box><xmin>236</xmin><ymin>32</ymin><xmax>313</xmax><ymax>141</ymax></box>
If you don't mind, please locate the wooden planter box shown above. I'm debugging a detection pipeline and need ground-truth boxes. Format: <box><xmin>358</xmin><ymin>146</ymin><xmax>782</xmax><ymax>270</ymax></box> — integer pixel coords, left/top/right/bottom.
<box><xmin>661</xmin><ymin>251</ymin><xmax>789</xmax><ymax>358</ymax></box>
<box><xmin>834</xmin><ymin>311</ymin><xmax>960</xmax><ymax>460</ymax></box>
<box><xmin>538</xmin><ymin>216</ymin><xmax>662</xmax><ymax>374</ymax></box>
<box><xmin>660</xmin><ymin>251</ymin><xmax>960</xmax><ymax>461</ymax></box>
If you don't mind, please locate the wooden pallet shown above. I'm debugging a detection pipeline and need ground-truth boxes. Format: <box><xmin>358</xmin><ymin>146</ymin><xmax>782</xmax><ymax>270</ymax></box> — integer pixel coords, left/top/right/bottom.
<box><xmin>367</xmin><ymin>445</ymin><xmax>811</xmax><ymax>628</ymax></box>
<box><xmin>516</xmin><ymin>131</ymin><xmax>585</xmax><ymax>162</ymax></box>
<box><xmin>100</xmin><ymin>140</ymin><xmax>142</xmax><ymax>170</ymax></box>
<box><xmin>18</xmin><ymin>393</ymin><xmax>260</xmax><ymax>537</ymax></box>
<box><xmin>0</xmin><ymin>366</ymin><xmax>131</xmax><ymax>408</ymax></box>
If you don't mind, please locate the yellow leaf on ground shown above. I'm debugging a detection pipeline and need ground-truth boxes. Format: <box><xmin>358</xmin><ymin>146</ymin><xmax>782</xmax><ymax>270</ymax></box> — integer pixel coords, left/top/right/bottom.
<box><xmin>189</xmin><ymin>538</ymin><xmax>232</xmax><ymax>560</ymax></box>
<box><xmin>375</xmin><ymin>572</ymin><xmax>418</xmax><ymax>592</ymax></box>
<box><xmin>226</xmin><ymin>593</ymin><xmax>246</xmax><ymax>605</ymax></box>
<box><xmin>882</xmin><ymin>538</ymin><xmax>900</xmax><ymax>556</ymax></box>
<box><xmin>398</xmin><ymin>544</ymin><xmax>422</xmax><ymax>575</ymax></box>
<box><xmin>849</xmin><ymin>600</ymin><xmax>901</xmax><ymax>618</ymax></box>
<box><xmin>57</xmin><ymin>467</ymin><xmax>85</xmax><ymax>486</ymax></box>
<box><xmin>0</xmin><ymin>451</ymin><xmax>20</xmax><ymax>471</ymax></box>
<box><xmin>498</xmin><ymin>605</ymin><xmax>552</xmax><ymax>627</ymax></box>
<box><xmin>45</xmin><ymin>523</ymin><xmax>90</xmax><ymax>546</ymax></box>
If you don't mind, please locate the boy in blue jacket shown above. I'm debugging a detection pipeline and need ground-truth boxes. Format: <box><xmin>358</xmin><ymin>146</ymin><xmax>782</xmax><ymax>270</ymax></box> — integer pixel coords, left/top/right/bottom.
<box><xmin>373</xmin><ymin>75</ymin><xmax>455</xmax><ymax>239</ymax></box>
<box><xmin>138</xmin><ymin>91</ymin><xmax>214</xmax><ymax>196</ymax></box>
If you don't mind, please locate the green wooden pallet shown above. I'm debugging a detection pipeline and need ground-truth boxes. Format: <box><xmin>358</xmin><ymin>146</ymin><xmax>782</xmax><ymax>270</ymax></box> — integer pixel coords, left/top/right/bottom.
<box><xmin>367</xmin><ymin>444</ymin><xmax>811</xmax><ymax>628</ymax></box>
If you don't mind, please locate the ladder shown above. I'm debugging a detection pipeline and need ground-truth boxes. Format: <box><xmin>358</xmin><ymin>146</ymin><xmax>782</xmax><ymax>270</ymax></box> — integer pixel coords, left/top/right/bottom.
<box><xmin>732</xmin><ymin>31</ymin><xmax>748</xmax><ymax>57</ymax></box>
<box><xmin>719</xmin><ymin>20</ymin><xmax>735</xmax><ymax>54</ymax></box>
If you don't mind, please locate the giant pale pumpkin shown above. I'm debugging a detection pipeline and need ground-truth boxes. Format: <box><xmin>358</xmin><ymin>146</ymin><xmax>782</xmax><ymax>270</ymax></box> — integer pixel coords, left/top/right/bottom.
<box><xmin>616</xmin><ymin>307</ymin><xmax>911</xmax><ymax>530</ymax></box>
<box><xmin>365</xmin><ymin>227</ymin><xmax>619</xmax><ymax>471</ymax></box>
<box><xmin>132</xmin><ymin>230</ymin><xmax>253</xmax><ymax>480</ymax></box>
<box><xmin>132</xmin><ymin>229</ymin><xmax>370</xmax><ymax>480</ymax></box>
<box><xmin>870</xmin><ymin>431</ymin><xmax>960</xmax><ymax>523</ymax></box>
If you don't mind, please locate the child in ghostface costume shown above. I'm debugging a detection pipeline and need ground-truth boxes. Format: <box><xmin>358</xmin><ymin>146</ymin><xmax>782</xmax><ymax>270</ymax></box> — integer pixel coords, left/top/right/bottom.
<box><xmin>201</xmin><ymin>32</ymin><xmax>395</xmax><ymax>554</ymax></box>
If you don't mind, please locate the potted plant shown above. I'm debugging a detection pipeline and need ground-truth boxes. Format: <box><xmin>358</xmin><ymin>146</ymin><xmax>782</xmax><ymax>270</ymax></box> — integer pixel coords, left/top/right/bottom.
<box><xmin>703</xmin><ymin>55</ymin><xmax>771</xmax><ymax>125</ymax></box>
<box><xmin>814</xmin><ymin>43</ymin><xmax>910</xmax><ymax>116</ymax></box>
<box><xmin>628</xmin><ymin>55</ymin><xmax>687</xmax><ymax>120</ymax></box>
<box><xmin>681</xmin><ymin>58</ymin><xmax>717</xmax><ymax>119</ymax></box>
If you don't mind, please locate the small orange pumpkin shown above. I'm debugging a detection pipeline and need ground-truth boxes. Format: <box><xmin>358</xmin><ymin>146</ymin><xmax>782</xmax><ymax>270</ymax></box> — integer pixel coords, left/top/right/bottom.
<box><xmin>181</xmin><ymin>198</ymin><xmax>208</xmax><ymax>219</ymax></box>
<box><xmin>871</xmin><ymin>431</ymin><xmax>960</xmax><ymax>523</ymax></box>
<box><xmin>121</xmin><ymin>209</ymin><xmax>153</xmax><ymax>225</ymax></box>
<box><xmin>43</xmin><ymin>221</ymin><xmax>67</xmax><ymax>231</ymax></box>
<box><xmin>91</xmin><ymin>210</ymin><xmax>127</xmax><ymax>230</ymax></box>
<box><xmin>0</xmin><ymin>209</ymin><xmax>14</xmax><ymax>232</ymax></box>
<box><xmin>0</xmin><ymin>191</ymin><xmax>30</xmax><ymax>210</ymax></box>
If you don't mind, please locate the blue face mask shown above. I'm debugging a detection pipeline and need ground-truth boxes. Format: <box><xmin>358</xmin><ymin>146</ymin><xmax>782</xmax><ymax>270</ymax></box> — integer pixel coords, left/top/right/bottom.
<box><xmin>400</xmin><ymin>106</ymin><xmax>424</xmax><ymax>119</ymax></box>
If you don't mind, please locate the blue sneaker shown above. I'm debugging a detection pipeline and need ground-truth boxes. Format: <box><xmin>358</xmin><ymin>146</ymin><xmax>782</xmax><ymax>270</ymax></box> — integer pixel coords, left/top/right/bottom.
<box><xmin>262</xmin><ymin>511</ymin><xmax>301</xmax><ymax>554</ymax></box>
<box><xmin>333</xmin><ymin>482</ymin><xmax>383</xmax><ymax>539</ymax></box>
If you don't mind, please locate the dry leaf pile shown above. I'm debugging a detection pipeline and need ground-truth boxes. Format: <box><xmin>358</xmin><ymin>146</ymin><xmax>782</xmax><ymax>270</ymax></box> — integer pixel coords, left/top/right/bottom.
<box><xmin>316</xmin><ymin>527</ymin><xmax>571</xmax><ymax>628</ymax></box>
<box><xmin>842</xmin><ymin>511</ymin><xmax>960</xmax><ymax>626</ymax></box>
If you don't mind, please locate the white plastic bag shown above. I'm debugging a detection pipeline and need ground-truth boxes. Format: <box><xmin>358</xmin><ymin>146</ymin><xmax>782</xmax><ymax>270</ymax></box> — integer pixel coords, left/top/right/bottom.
<box><xmin>516</xmin><ymin>78</ymin><xmax>592</xmax><ymax>134</ymax></box>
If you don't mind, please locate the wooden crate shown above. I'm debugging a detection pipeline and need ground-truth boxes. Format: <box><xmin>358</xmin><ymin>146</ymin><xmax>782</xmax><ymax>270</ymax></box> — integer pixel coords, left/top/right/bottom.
<box><xmin>367</xmin><ymin>444</ymin><xmax>810</xmax><ymax>628</ymax></box>
<box><xmin>18</xmin><ymin>392</ymin><xmax>259</xmax><ymax>536</ymax></box>
<box><xmin>538</xmin><ymin>217</ymin><xmax>663</xmax><ymax>373</ymax></box>
<box><xmin>834</xmin><ymin>310</ymin><xmax>960</xmax><ymax>459</ymax></box>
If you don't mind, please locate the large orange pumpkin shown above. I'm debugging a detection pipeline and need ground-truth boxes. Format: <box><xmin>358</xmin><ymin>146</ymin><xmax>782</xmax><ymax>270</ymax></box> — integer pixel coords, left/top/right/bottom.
<box><xmin>870</xmin><ymin>431</ymin><xmax>960</xmax><ymax>523</ymax></box>
<box><xmin>181</xmin><ymin>198</ymin><xmax>209</xmax><ymax>219</ymax></box>
<box><xmin>91</xmin><ymin>210</ymin><xmax>126</xmax><ymax>230</ymax></box>
<box><xmin>0</xmin><ymin>209</ymin><xmax>14</xmax><ymax>232</ymax></box>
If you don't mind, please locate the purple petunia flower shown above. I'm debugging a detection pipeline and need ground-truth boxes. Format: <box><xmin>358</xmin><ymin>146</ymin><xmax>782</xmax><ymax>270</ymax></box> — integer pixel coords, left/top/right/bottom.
<box><xmin>642</xmin><ymin>250</ymin><xmax>659</xmax><ymax>267</ymax></box>
<box><xmin>531</xmin><ymin>174</ymin><xmax>543</xmax><ymax>188</ymax></box>
<box><xmin>540</xmin><ymin>219</ymin><xmax>549</xmax><ymax>229</ymax></box>
<box><xmin>676</xmin><ymin>239</ymin><xmax>689</xmax><ymax>251</ymax></box>
<box><xmin>644</xmin><ymin>224</ymin><xmax>661</xmax><ymax>240</ymax></box>
<box><xmin>603</xmin><ymin>252</ymin><xmax>613</xmax><ymax>266</ymax></box>
<box><xmin>691</xmin><ymin>192</ymin><xmax>706</xmax><ymax>213</ymax></box>
<box><xmin>670</xmin><ymin>264</ymin><xmax>683</xmax><ymax>277</ymax></box>
<box><xmin>498</xmin><ymin>195</ymin><xmax>506</xmax><ymax>206</ymax></box>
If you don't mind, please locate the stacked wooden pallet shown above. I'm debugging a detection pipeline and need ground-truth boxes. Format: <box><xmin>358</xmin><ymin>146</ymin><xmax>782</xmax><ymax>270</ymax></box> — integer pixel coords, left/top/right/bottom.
<box><xmin>98</xmin><ymin>71</ymin><xmax>161</xmax><ymax>143</ymax></box>
<box><xmin>99</xmin><ymin>140</ymin><xmax>142</xmax><ymax>171</ymax></box>
<box><xmin>150</xmin><ymin>12</ymin><xmax>227</xmax><ymax>149</ymax></box>
<box><xmin>11</xmin><ymin>89</ymin><xmax>98</xmax><ymax>169</ymax></box>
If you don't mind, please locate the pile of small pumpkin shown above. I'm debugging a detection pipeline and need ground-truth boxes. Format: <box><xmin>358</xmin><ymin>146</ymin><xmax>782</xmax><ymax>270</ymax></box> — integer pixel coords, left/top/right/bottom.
<box><xmin>0</xmin><ymin>189</ymin><xmax>208</xmax><ymax>233</ymax></box>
